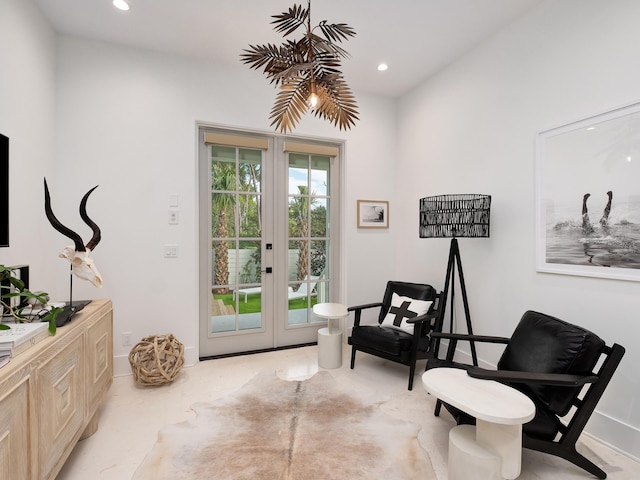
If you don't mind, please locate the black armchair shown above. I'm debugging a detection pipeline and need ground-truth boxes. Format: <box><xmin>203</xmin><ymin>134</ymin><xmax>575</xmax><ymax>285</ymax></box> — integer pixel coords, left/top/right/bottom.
<box><xmin>347</xmin><ymin>281</ymin><xmax>444</xmax><ymax>390</ymax></box>
<box><xmin>427</xmin><ymin>310</ymin><xmax>625</xmax><ymax>479</ymax></box>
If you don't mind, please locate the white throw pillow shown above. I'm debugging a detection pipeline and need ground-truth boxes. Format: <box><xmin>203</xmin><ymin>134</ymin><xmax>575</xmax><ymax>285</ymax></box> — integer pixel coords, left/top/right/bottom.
<box><xmin>381</xmin><ymin>293</ymin><xmax>433</xmax><ymax>334</ymax></box>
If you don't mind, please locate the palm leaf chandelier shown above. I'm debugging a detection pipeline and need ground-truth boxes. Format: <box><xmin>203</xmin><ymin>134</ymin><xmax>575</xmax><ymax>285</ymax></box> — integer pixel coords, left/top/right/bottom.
<box><xmin>241</xmin><ymin>1</ymin><xmax>359</xmax><ymax>133</ymax></box>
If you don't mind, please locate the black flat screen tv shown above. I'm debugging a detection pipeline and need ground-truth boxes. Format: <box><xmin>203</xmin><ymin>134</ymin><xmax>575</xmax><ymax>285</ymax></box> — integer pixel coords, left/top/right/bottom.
<box><xmin>0</xmin><ymin>133</ymin><xmax>8</xmax><ymax>247</ymax></box>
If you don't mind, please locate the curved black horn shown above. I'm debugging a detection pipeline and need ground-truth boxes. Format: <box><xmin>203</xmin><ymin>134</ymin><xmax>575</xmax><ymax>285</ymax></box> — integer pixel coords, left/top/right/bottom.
<box><xmin>44</xmin><ymin>178</ymin><xmax>86</xmax><ymax>252</ymax></box>
<box><xmin>80</xmin><ymin>185</ymin><xmax>101</xmax><ymax>251</ymax></box>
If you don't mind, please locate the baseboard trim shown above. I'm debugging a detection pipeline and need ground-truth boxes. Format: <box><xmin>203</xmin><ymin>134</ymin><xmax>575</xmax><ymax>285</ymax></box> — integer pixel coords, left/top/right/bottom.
<box><xmin>114</xmin><ymin>343</ymin><xmax>317</xmax><ymax>377</ymax></box>
<box><xmin>585</xmin><ymin>410</ymin><xmax>640</xmax><ymax>462</ymax></box>
<box><xmin>199</xmin><ymin>342</ymin><xmax>317</xmax><ymax>361</ymax></box>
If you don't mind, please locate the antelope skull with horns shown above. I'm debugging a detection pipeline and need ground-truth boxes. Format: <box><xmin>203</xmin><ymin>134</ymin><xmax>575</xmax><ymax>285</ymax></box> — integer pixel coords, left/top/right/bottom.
<box><xmin>44</xmin><ymin>178</ymin><xmax>103</xmax><ymax>288</ymax></box>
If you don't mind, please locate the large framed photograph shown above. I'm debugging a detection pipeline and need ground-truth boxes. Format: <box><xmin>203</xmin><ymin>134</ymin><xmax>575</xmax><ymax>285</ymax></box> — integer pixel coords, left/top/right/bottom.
<box><xmin>536</xmin><ymin>100</ymin><xmax>640</xmax><ymax>281</ymax></box>
<box><xmin>357</xmin><ymin>200</ymin><xmax>389</xmax><ymax>229</ymax></box>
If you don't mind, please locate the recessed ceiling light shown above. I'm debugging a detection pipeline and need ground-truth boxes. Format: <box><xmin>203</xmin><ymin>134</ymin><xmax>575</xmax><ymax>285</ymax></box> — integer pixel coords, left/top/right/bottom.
<box><xmin>377</xmin><ymin>63</ymin><xmax>388</xmax><ymax>72</ymax></box>
<box><xmin>113</xmin><ymin>0</ymin><xmax>130</xmax><ymax>11</ymax></box>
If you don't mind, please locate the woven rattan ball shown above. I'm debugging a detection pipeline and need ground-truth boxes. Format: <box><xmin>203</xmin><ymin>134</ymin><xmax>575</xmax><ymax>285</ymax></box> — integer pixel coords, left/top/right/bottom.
<box><xmin>128</xmin><ymin>333</ymin><xmax>185</xmax><ymax>386</ymax></box>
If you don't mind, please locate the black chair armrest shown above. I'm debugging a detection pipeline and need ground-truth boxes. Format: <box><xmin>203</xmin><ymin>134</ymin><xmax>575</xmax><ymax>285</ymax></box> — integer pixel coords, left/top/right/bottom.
<box><xmin>430</xmin><ymin>333</ymin><xmax>509</xmax><ymax>366</ymax></box>
<box><xmin>405</xmin><ymin>310</ymin><xmax>439</xmax><ymax>324</ymax></box>
<box><xmin>405</xmin><ymin>311</ymin><xmax>440</xmax><ymax>339</ymax></box>
<box><xmin>348</xmin><ymin>302</ymin><xmax>383</xmax><ymax>327</ymax></box>
<box><xmin>431</xmin><ymin>332</ymin><xmax>510</xmax><ymax>344</ymax></box>
<box><xmin>468</xmin><ymin>367</ymin><xmax>599</xmax><ymax>387</ymax></box>
<box><xmin>347</xmin><ymin>302</ymin><xmax>383</xmax><ymax>312</ymax></box>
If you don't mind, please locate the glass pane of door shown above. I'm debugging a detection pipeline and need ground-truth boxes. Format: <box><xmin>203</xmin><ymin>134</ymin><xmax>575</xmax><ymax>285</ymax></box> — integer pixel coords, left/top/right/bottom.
<box><xmin>287</xmin><ymin>153</ymin><xmax>331</xmax><ymax>325</ymax></box>
<box><xmin>211</xmin><ymin>145</ymin><xmax>264</xmax><ymax>334</ymax></box>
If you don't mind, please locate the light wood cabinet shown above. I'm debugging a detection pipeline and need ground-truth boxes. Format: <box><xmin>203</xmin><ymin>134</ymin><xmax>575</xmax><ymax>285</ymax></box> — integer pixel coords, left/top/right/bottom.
<box><xmin>0</xmin><ymin>299</ymin><xmax>113</xmax><ymax>480</ymax></box>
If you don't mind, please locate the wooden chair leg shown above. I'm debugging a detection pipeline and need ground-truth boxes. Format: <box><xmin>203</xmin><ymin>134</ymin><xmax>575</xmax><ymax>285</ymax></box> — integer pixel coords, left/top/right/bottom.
<box><xmin>408</xmin><ymin>363</ymin><xmax>416</xmax><ymax>390</ymax></box>
<box><xmin>350</xmin><ymin>346</ymin><xmax>357</xmax><ymax>369</ymax></box>
<box><xmin>435</xmin><ymin>399</ymin><xmax>442</xmax><ymax>417</ymax></box>
<box><xmin>524</xmin><ymin>437</ymin><xmax>607</xmax><ymax>479</ymax></box>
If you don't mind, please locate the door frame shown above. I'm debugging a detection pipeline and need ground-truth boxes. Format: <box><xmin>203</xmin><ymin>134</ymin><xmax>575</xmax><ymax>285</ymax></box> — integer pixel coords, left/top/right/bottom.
<box><xmin>197</xmin><ymin>123</ymin><xmax>345</xmax><ymax>358</ymax></box>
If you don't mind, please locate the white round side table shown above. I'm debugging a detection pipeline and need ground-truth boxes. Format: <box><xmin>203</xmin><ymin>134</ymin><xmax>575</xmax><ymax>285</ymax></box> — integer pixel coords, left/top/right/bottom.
<box><xmin>313</xmin><ymin>303</ymin><xmax>348</xmax><ymax>369</ymax></box>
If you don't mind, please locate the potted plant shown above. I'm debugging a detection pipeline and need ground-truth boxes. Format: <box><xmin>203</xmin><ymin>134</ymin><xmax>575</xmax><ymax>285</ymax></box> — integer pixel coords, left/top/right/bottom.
<box><xmin>0</xmin><ymin>264</ymin><xmax>60</xmax><ymax>334</ymax></box>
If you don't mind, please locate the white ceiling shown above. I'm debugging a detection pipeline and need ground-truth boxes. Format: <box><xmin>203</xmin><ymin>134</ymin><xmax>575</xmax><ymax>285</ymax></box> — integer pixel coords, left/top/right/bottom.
<box><xmin>34</xmin><ymin>0</ymin><xmax>543</xmax><ymax>98</ymax></box>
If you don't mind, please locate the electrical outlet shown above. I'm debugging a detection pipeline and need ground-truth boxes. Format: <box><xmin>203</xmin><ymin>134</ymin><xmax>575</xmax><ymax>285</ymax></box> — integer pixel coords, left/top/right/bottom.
<box><xmin>169</xmin><ymin>209</ymin><xmax>179</xmax><ymax>225</ymax></box>
<box><xmin>122</xmin><ymin>332</ymin><xmax>132</xmax><ymax>346</ymax></box>
<box><xmin>164</xmin><ymin>245</ymin><xmax>179</xmax><ymax>258</ymax></box>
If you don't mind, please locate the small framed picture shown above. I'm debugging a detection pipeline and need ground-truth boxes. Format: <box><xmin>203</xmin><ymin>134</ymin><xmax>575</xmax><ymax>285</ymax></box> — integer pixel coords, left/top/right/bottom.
<box><xmin>357</xmin><ymin>200</ymin><xmax>389</xmax><ymax>229</ymax></box>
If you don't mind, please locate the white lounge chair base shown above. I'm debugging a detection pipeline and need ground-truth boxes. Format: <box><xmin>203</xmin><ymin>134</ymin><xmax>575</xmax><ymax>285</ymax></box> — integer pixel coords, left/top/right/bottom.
<box><xmin>233</xmin><ymin>286</ymin><xmax>294</xmax><ymax>302</ymax></box>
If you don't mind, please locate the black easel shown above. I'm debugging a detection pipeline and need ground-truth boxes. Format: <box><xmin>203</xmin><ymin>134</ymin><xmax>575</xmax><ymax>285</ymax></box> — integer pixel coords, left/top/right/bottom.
<box><xmin>440</xmin><ymin>238</ymin><xmax>478</xmax><ymax>366</ymax></box>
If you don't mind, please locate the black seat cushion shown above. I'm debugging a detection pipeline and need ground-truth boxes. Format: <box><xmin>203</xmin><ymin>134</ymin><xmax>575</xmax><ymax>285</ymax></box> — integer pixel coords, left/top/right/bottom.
<box><xmin>524</xmin><ymin>405</ymin><xmax>562</xmax><ymax>440</ymax></box>
<box><xmin>497</xmin><ymin>310</ymin><xmax>605</xmax><ymax>416</ymax></box>
<box><xmin>350</xmin><ymin>325</ymin><xmax>413</xmax><ymax>357</ymax></box>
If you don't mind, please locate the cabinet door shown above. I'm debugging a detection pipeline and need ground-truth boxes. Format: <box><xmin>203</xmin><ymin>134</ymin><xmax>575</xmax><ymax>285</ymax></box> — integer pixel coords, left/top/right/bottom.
<box><xmin>86</xmin><ymin>309</ymin><xmax>113</xmax><ymax>416</ymax></box>
<box><xmin>37</xmin><ymin>335</ymin><xmax>84</xmax><ymax>479</ymax></box>
<box><xmin>0</xmin><ymin>378</ymin><xmax>30</xmax><ymax>479</ymax></box>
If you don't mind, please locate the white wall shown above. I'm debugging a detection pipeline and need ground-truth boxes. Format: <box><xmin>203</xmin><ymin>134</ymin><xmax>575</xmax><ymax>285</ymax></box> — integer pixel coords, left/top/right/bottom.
<box><xmin>4</xmin><ymin>0</ymin><xmax>638</xmax><ymax>461</ymax></box>
<box><xmin>51</xmin><ymin>36</ymin><xmax>398</xmax><ymax>373</ymax></box>
<box><xmin>397</xmin><ymin>0</ymin><xmax>640</xmax><ymax>458</ymax></box>
<box><xmin>0</xmin><ymin>0</ymin><xmax>57</xmax><ymax>280</ymax></box>
<box><xmin>0</xmin><ymin>0</ymin><xmax>398</xmax><ymax>378</ymax></box>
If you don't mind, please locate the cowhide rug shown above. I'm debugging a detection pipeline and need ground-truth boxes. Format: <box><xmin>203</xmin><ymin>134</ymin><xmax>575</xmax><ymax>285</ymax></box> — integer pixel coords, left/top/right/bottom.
<box><xmin>133</xmin><ymin>371</ymin><xmax>435</xmax><ymax>480</ymax></box>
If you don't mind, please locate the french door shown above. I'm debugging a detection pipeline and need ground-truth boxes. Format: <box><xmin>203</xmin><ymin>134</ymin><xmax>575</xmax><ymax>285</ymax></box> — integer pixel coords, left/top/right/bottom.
<box><xmin>198</xmin><ymin>127</ymin><xmax>342</xmax><ymax>357</ymax></box>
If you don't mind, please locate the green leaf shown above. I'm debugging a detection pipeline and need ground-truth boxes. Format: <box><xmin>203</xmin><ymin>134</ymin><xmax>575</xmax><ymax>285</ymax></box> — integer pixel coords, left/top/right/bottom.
<box><xmin>0</xmin><ymin>264</ymin><xmax>58</xmax><ymax>335</ymax></box>
<box><xmin>43</xmin><ymin>306</ymin><xmax>61</xmax><ymax>335</ymax></box>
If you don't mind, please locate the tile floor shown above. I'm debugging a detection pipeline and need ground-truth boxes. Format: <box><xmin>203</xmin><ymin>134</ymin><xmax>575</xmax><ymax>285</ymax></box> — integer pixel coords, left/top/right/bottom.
<box><xmin>57</xmin><ymin>344</ymin><xmax>639</xmax><ymax>479</ymax></box>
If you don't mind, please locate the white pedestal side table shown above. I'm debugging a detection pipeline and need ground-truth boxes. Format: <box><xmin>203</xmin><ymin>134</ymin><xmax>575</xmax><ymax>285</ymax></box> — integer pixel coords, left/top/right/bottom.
<box><xmin>422</xmin><ymin>367</ymin><xmax>535</xmax><ymax>480</ymax></box>
<box><xmin>313</xmin><ymin>302</ymin><xmax>348</xmax><ymax>369</ymax></box>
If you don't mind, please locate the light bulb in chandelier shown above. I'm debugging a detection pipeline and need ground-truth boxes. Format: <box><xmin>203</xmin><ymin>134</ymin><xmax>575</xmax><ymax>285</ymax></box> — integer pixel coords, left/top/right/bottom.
<box><xmin>308</xmin><ymin>92</ymin><xmax>319</xmax><ymax>108</ymax></box>
<box><xmin>113</xmin><ymin>0</ymin><xmax>130</xmax><ymax>11</ymax></box>
<box><xmin>307</xmin><ymin>81</ymin><xmax>320</xmax><ymax>108</ymax></box>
